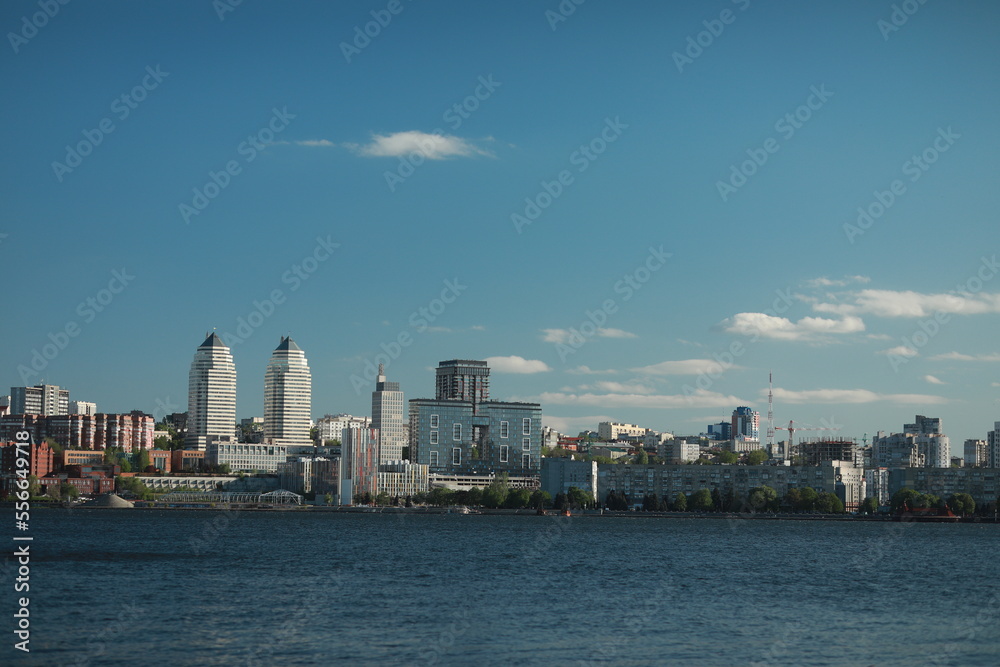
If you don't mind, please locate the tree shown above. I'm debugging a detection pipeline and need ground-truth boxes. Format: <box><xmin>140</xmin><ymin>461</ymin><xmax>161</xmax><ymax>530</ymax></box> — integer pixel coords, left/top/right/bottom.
<box><xmin>567</xmin><ymin>486</ymin><xmax>593</xmax><ymax>509</ymax></box>
<box><xmin>483</xmin><ymin>473</ymin><xmax>510</xmax><ymax>508</ymax></box>
<box><xmin>154</xmin><ymin>435</ymin><xmax>171</xmax><ymax>449</ymax></box>
<box><xmin>375</xmin><ymin>492</ymin><xmax>391</xmax><ymax>506</ymax></box>
<box><xmin>718</xmin><ymin>451</ymin><xmax>738</xmax><ymax>464</ymax></box>
<box><xmin>947</xmin><ymin>493</ymin><xmax>975</xmax><ymax>516</ymax></box>
<box><xmin>553</xmin><ymin>492</ymin><xmax>569</xmax><ymax>510</ymax></box>
<box><xmin>746</xmin><ymin>449</ymin><xmax>769</xmax><ymax>466</ymax></box>
<box><xmin>748</xmin><ymin>486</ymin><xmax>778</xmax><ymax>512</ymax></box>
<box><xmin>324</xmin><ymin>439</ymin><xmax>341</xmax><ymax>448</ymax></box>
<box><xmin>44</xmin><ymin>437</ymin><xmax>63</xmax><ymax>454</ymax></box>
<box><xmin>672</xmin><ymin>492</ymin><xmax>687</xmax><ymax>511</ymax></box>
<box><xmin>504</xmin><ymin>488</ymin><xmax>531</xmax><ymax>509</ymax></box>
<box><xmin>689</xmin><ymin>489</ymin><xmax>713</xmax><ymax>512</ymax></box>
<box><xmin>815</xmin><ymin>492</ymin><xmax>845</xmax><ymax>514</ymax></box>
<box><xmin>135</xmin><ymin>448</ymin><xmax>151</xmax><ymax>472</ymax></box>
<box><xmin>859</xmin><ymin>497</ymin><xmax>879</xmax><ymax>515</ymax></box>
<box><xmin>467</xmin><ymin>487</ymin><xmax>483</xmax><ymax>507</ymax></box>
<box><xmin>635</xmin><ymin>448</ymin><xmax>649</xmax><ymax>465</ymax></box>
<box><xmin>27</xmin><ymin>475</ymin><xmax>41</xmax><ymax>497</ymax></box>
<box><xmin>797</xmin><ymin>487</ymin><xmax>819</xmax><ymax>512</ymax></box>
<box><xmin>711</xmin><ymin>488</ymin><xmax>723</xmax><ymax>512</ymax></box>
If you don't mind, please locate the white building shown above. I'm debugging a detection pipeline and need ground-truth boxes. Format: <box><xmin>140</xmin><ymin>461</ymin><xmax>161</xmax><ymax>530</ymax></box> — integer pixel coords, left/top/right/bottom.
<box><xmin>69</xmin><ymin>400</ymin><xmax>97</xmax><ymax>416</ymax></box>
<box><xmin>965</xmin><ymin>439</ymin><xmax>988</xmax><ymax>467</ymax></box>
<box><xmin>598</xmin><ymin>422</ymin><xmax>647</xmax><ymax>441</ymax></box>
<box><xmin>378</xmin><ymin>460</ymin><xmax>429</xmax><ymax>498</ymax></box>
<box><xmin>989</xmin><ymin>423</ymin><xmax>1000</xmax><ymax>468</ymax></box>
<box><xmin>316</xmin><ymin>414</ymin><xmax>371</xmax><ymax>444</ymax></box>
<box><xmin>186</xmin><ymin>333</ymin><xmax>237</xmax><ymax>451</ymax></box>
<box><xmin>667</xmin><ymin>439</ymin><xmax>700</xmax><ymax>463</ymax></box>
<box><xmin>371</xmin><ymin>364</ymin><xmax>405</xmax><ymax>464</ymax></box>
<box><xmin>263</xmin><ymin>336</ymin><xmax>313</xmax><ymax>449</ymax></box>
<box><xmin>864</xmin><ymin>467</ymin><xmax>890</xmax><ymax>506</ymax></box>
<box><xmin>208</xmin><ymin>441</ymin><xmax>287</xmax><ymax>473</ymax></box>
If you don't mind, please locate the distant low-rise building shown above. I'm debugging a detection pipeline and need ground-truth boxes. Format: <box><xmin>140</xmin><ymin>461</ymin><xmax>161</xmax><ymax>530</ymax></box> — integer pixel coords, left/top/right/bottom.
<box><xmin>889</xmin><ymin>466</ymin><xmax>1000</xmax><ymax>507</ymax></box>
<box><xmin>540</xmin><ymin>458</ymin><xmax>597</xmax><ymax>502</ymax></box>
<box><xmin>207</xmin><ymin>441</ymin><xmax>287</xmax><ymax>473</ymax></box>
<box><xmin>598</xmin><ymin>422</ymin><xmax>647</xmax><ymax>441</ymax></box>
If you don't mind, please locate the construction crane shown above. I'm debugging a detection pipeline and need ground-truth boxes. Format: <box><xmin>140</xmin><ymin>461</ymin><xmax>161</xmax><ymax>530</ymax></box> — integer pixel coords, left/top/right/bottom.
<box><xmin>774</xmin><ymin>420</ymin><xmax>841</xmax><ymax>447</ymax></box>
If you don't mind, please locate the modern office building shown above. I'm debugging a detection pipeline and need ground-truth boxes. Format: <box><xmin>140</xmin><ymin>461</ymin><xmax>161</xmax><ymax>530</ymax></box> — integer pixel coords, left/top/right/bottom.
<box><xmin>435</xmin><ymin>359</ymin><xmax>490</xmax><ymax>405</ymax></box>
<box><xmin>263</xmin><ymin>336</ymin><xmax>313</xmax><ymax>450</ymax></box>
<box><xmin>731</xmin><ymin>407</ymin><xmax>760</xmax><ymax>442</ymax></box>
<box><xmin>378</xmin><ymin>460</ymin><xmax>430</xmax><ymax>498</ymax></box>
<box><xmin>707</xmin><ymin>421</ymin><xmax>731</xmax><ymax>441</ymax></box>
<box><xmin>186</xmin><ymin>333</ymin><xmax>237</xmax><ymax>451</ymax></box>
<box><xmin>371</xmin><ymin>364</ymin><xmax>405</xmax><ymax>463</ymax></box>
<box><xmin>10</xmin><ymin>384</ymin><xmax>70</xmax><ymax>416</ymax></box>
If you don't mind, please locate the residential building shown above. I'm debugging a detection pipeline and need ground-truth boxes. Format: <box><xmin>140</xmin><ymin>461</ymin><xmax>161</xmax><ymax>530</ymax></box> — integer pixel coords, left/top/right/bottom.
<box><xmin>889</xmin><ymin>466</ymin><xmax>1000</xmax><ymax>507</ymax></box>
<box><xmin>263</xmin><ymin>336</ymin><xmax>313</xmax><ymax>450</ymax></box>
<box><xmin>10</xmin><ymin>384</ymin><xmax>70</xmax><ymax>416</ymax></box>
<box><xmin>315</xmin><ymin>414</ymin><xmax>371</xmax><ymax>444</ymax></box>
<box><xmin>186</xmin><ymin>333</ymin><xmax>237</xmax><ymax>451</ymax></box>
<box><xmin>873</xmin><ymin>418</ymin><xmax>951</xmax><ymax>469</ymax></box>
<box><xmin>962</xmin><ymin>437</ymin><xmax>985</xmax><ymax>466</ymax></box>
<box><xmin>0</xmin><ymin>441</ymin><xmax>55</xmax><ymax>478</ymax></box>
<box><xmin>540</xmin><ymin>458</ymin><xmax>598</xmax><ymax>502</ymax></box>
<box><xmin>170</xmin><ymin>449</ymin><xmax>206</xmax><ymax>472</ymax></box>
<box><xmin>372</xmin><ymin>364</ymin><xmax>405</xmax><ymax>463</ymax></box>
<box><xmin>731</xmin><ymin>406</ymin><xmax>760</xmax><ymax>446</ymax></box>
<box><xmin>798</xmin><ymin>439</ymin><xmax>859</xmax><ymax>467</ymax></box>
<box><xmin>69</xmin><ymin>401</ymin><xmax>97</xmax><ymax>416</ymax></box>
<box><xmin>666</xmin><ymin>439</ymin><xmax>701</xmax><ymax>463</ymax></box>
<box><xmin>707</xmin><ymin>421</ymin><xmax>731</xmax><ymax>441</ymax></box>
<box><xmin>598</xmin><ymin>422</ymin><xmax>647</xmax><ymax>441</ymax></box>
<box><xmin>864</xmin><ymin>467</ymin><xmax>890</xmax><ymax>506</ymax></box>
<box><xmin>989</xmin><ymin>423</ymin><xmax>1000</xmax><ymax>469</ymax></box>
<box><xmin>342</xmin><ymin>426</ymin><xmax>379</xmax><ymax>503</ymax></box>
<box><xmin>207</xmin><ymin>441</ymin><xmax>287</xmax><ymax>473</ymax></box>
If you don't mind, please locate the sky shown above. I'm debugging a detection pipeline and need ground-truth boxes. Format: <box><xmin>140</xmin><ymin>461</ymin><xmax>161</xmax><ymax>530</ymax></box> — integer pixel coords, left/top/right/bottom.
<box><xmin>2</xmin><ymin>0</ymin><xmax>999</xmax><ymax>452</ymax></box>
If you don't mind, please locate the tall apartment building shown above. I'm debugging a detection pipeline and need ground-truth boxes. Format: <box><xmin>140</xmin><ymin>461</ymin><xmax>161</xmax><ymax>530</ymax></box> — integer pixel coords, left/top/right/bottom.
<box><xmin>873</xmin><ymin>416</ymin><xmax>951</xmax><ymax>469</ymax></box>
<box><xmin>69</xmin><ymin>401</ymin><xmax>97</xmax><ymax>416</ymax></box>
<box><xmin>989</xmin><ymin>422</ymin><xmax>1000</xmax><ymax>468</ymax></box>
<box><xmin>731</xmin><ymin>407</ymin><xmax>760</xmax><ymax>443</ymax></box>
<box><xmin>10</xmin><ymin>384</ymin><xmax>70</xmax><ymax>416</ymax></box>
<box><xmin>435</xmin><ymin>359</ymin><xmax>490</xmax><ymax>406</ymax></box>
<box><xmin>964</xmin><ymin>439</ymin><xmax>988</xmax><ymax>467</ymax></box>
<box><xmin>372</xmin><ymin>364</ymin><xmax>405</xmax><ymax>463</ymax></box>
<box><xmin>263</xmin><ymin>336</ymin><xmax>313</xmax><ymax>450</ymax></box>
<box><xmin>186</xmin><ymin>333</ymin><xmax>237</xmax><ymax>451</ymax></box>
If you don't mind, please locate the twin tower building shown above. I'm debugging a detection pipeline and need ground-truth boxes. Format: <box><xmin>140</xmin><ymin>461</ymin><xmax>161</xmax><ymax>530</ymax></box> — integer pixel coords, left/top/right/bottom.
<box><xmin>185</xmin><ymin>333</ymin><xmax>404</xmax><ymax>459</ymax></box>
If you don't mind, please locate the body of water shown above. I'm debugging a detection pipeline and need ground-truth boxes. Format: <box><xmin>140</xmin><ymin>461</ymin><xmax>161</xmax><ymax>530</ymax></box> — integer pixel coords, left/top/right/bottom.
<box><xmin>3</xmin><ymin>509</ymin><xmax>998</xmax><ymax>666</ymax></box>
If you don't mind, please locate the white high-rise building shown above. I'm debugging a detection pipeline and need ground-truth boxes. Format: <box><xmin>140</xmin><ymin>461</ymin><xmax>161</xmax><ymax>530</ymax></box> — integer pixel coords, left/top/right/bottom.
<box><xmin>186</xmin><ymin>332</ymin><xmax>237</xmax><ymax>451</ymax></box>
<box><xmin>10</xmin><ymin>384</ymin><xmax>69</xmax><ymax>416</ymax></box>
<box><xmin>372</xmin><ymin>364</ymin><xmax>405</xmax><ymax>463</ymax></box>
<box><xmin>263</xmin><ymin>336</ymin><xmax>313</xmax><ymax>450</ymax></box>
<box><xmin>69</xmin><ymin>401</ymin><xmax>97</xmax><ymax>416</ymax></box>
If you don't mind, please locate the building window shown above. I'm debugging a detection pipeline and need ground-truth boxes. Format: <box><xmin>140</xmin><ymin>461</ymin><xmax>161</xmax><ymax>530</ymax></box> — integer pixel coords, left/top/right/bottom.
<box><xmin>430</xmin><ymin>451</ymin><xmax>439</xmax><ymax>467</ymax></box>
<box><xmin>452</xmin><ymin>448</ymin><xmax>462</xmax><ymax>466</ymax></box>
<box><xmin>522</xmin><ymin>453</ymin><xmax>530</xmax><ymax>469</ymax></box>
<box><xmin>453</xmin><ymin>423</ymin><xmax>462</xmax><ymax>441</ymax></box>
<box><xmin>500</xmin><ymin>421</ymin><xmax>509</xmax><ymax>439</ymax></box>
<box><xmin>430</xmin><ymin>414</ymin><xmax>439</xmax><ymax>428</ymax></box>
<box><xmin>522</xmin><ymin>418</ymin><xmax>531</xmax><ymax>435</ymax></box>
<box><xmin>500</xmin><ymin>445</ymin><xmax>509</xmax><ymax>463</ymax></box>
<box><xmin>523</xmin><ymin>438</ymin><xmax>530</xmax><ymax>451</ymax></box>
<box><xmin>430</xmin><ymin>430</ymin><xmax>438</xmax><ymax>445</ymax></box>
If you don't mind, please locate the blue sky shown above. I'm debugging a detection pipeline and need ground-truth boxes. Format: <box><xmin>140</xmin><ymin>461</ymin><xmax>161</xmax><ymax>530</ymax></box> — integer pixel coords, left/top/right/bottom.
<box><xmin>2</xmin><ymin>0</ymin><xmax>999</xmax><ymax>450</ymax></box>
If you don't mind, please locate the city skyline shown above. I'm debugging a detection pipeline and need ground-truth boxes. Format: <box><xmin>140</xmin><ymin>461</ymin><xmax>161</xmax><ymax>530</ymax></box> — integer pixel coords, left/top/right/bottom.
<box><xmin>3</xmin><ymin>1</ymin><xmax>999</xmax><ymax>448</ymax></box>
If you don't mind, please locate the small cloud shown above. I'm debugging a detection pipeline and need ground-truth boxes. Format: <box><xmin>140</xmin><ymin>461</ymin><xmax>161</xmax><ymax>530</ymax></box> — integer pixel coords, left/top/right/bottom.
<box><xmin>879</xmin><ymin>345</ymin><xmax>918</xmax><ymax>358</ymax></box>
<box><xmin>470</xmin><ymin>325</ymin><xmax>486</xmax><ymax>331</ymax></box>
<box><xmin>566</xmin><ymin>365</ymin><xmax>617</xmax><ymax>375</ymax></box>
<box><xmin>541</xmin><ymin>329</ymin><xmax>570</xmax><ymax>344</ymax></box>
<box><xmin>541</xmin><ymin>328</ymin><xmax>636</xmax><ymax>344</ymax></box>
<box><xmin>866</xmin><ymin>333</ymin><xmax>893</xmax><ymax>341</ymax></box>
<box><xmin>805</xmin><ymin>275</ymin><xmax>871</xmax><ymax>288</ymax></box>
<box><xmin>930</xmin><ymin>351</ymin><xmax>1000</xmax><ymax>362</ymax></box>
<box><xmin>923</xmin><ymin>375</ymin><xmax>946</xmax><ymax>385</ymax></box>
<box><xmin>632</xmin><ymin>359</ymin><xmax>743</xmax><ymax>376</ymax></box>
<box><xmin>296</xmin><ymin>139</ymin><xmax>335</xmax><ymax>147</ymax></box>
<box><xmin>597</xmin><ymin>328</ymin><xmax>637</xmax><ymax>339</ymax></box>
<box><xmin>426</xmin><ymin>326</ymin><xmax>453</xmax><ymax>333</ymax></box>
<box><xmin>720</xmin><ymin>313</ymin><xmax>865</xmax><ymax>341</ymax></box>
<box><xmin>771</xmin><ymin>387</ymin><xmax>946</xmax><ymax>405</ymax></box>
<box><xmin>676</xmin><ymin>338</ymin><xmax>705</xmax><ymax>348</ymax></box>
<box><xmin>347</xmin><ymin>131</ymin><xmax>492</xmax><ymax>160</ymax></box>
<box><xmin>485</xmin><ymin>356</ymin><xmax>551</xmax><ymax>374</ymax></box>
<box><xmin>579</xmin><ymin>380</ymin><xmax>656</xmax><ymax>394</ymax></box>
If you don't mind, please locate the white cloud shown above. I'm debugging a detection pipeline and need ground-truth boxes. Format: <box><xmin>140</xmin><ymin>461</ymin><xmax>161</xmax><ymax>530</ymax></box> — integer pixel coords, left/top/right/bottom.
<box><xmin>470</xmin><ymin>325</ymin><xmax>486</xmax><ymax>331</ymax></box>
<box><xmin>770</xmin><ymin>387</ymin><xmax>946</xmax><ymax>405</ymax></box>
<box><xmin>720</xmin><ymin>312</ymin><xmax>865</xmax><ymax>341</ymax></box>
<box><xmin>296</xmin><ymin>139</ymin><xmax>335</xmax><ymax>147</ymax></box>
<box><xmin>923</xmin><ymin>375</ymin><xmax>946</xmax><ymax>385</ymax></box>
<box><xmin>566</xmin><ymin>365</ymin><xmax>617</xmax><ymax>375</ymax></box>
<box><xmin>598</xmin><ymin>327</ymin><xmax>637</xmax><ymax>339</ymax></box>
<box><xmin>632</xmin><ymin>359</ymin><xmax>743</xmax><ymax>375</ymax></box>
<box><xmin>930</xmin><ymin>351</ymin><xmax>1000</xmax><ymax>362</ymax></box>
<box><xmin>541</xmin><ymin>328</ymin><xmax>636</xmax><ymax>343</ymax></box>
<box><xmin>579</xmin><ymin>380</ymin><xmax>656</xmax><ymax>394</ymax></box>
<box><xmin>347</xmin><ymin>131</ymin><xmax>492</xmax><ymax>159</ymax></box>
<box><xmin>814</xmin><ymin>289</ymin><xmax>1000</xmax><ymax>318</ymax></box>
<box><xmin>538</xmin><ymin>389</ymin><xmax>746</xmax><ymax>409</ymax></box>
<box><xmin>879</xmin><ymin>345</ymin><xmax>918</xmax><ymax>357</ymax></box>
<box><xmin>805</xmin><ymin>275</ymin><xmax>871</xmax><ymax>288</ymax></box>
<box><xmin>484</xmin><ymin>356</ymin><xmax>551</xmax><ymax>374</ymax></box>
